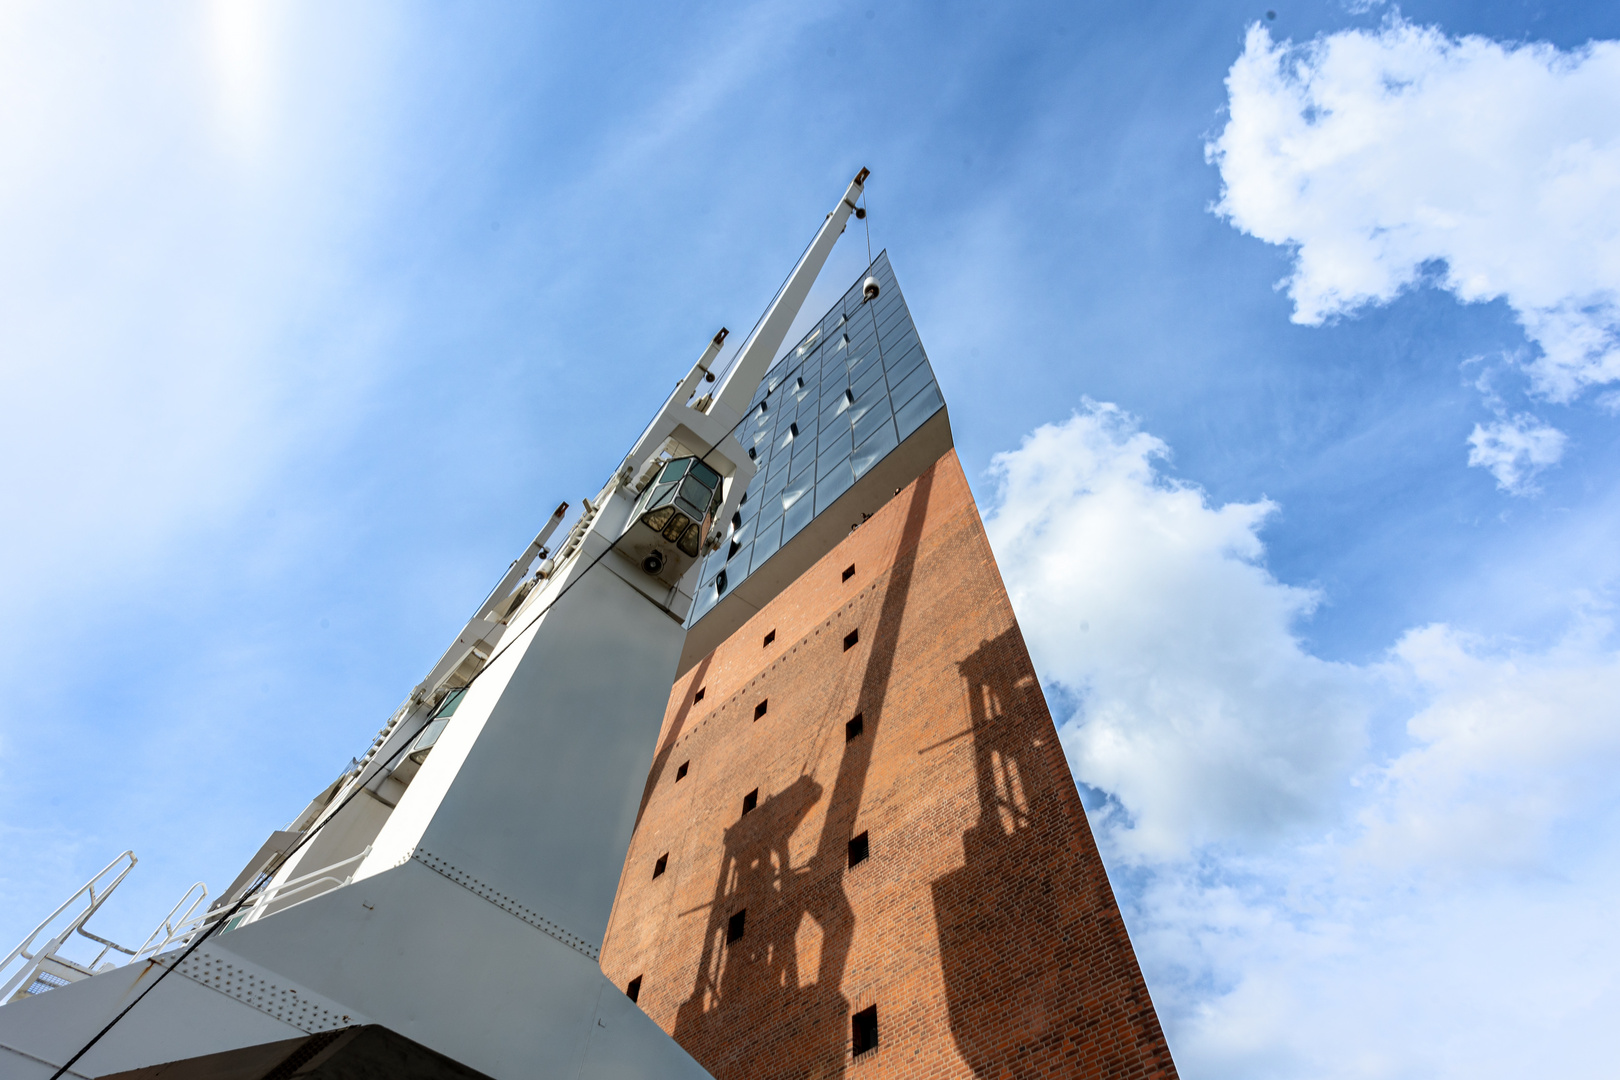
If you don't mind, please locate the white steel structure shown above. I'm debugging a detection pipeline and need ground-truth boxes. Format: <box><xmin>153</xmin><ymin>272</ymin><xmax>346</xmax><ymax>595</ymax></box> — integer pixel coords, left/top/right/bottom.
<box><xmin>0</xmin><ymin>169</ymin><xmax>869</xmax><ymax>1079</ymax></box>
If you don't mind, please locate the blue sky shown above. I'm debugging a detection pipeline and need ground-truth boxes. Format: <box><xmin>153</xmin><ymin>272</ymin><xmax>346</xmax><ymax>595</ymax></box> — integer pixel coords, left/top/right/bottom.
<box><xmin>3</xmin><ymin>2</ymin><xmax>1618</xmax><ymax>1076</ymax></box>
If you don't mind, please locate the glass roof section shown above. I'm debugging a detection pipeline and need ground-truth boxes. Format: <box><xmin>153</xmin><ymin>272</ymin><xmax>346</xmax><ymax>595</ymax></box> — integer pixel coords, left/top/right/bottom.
<box><xmin>688</xmin><ymin>251</ymin><xmax>945</xmax><ymax>626</ymax></box>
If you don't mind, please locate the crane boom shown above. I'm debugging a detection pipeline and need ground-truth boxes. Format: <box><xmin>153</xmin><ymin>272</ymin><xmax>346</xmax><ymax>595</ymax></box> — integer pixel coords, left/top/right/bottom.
<box><xmin>711</xmin><ymin>167</ymin><xmax>868</xmax><ymax>418</ymax></box>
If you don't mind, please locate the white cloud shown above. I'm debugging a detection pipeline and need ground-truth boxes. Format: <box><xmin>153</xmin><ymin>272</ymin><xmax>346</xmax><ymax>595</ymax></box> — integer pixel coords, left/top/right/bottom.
<box><xmin>1208</xmin><ymin>20</ymin><xmax>1620</xmax><ymax>402</ymax></box>
<box><xmin>985</xmin><ymin>402</ymin><xmax>1370</xmax><ymax>857</ymax></box>
<box><xmin>1363</xmin><ymin>618</ymin><xmax>1620</xmax><ymax>874</ymax></box>
<box><xmin>1466</xmin><ymin>413</ymin><xmax>1567</xmax><ymax>494</ymax></box>
<box><xmin>985</xmin><ymin>402</ymin><xmax>1620</xmax><ymax>1079</ymax></box>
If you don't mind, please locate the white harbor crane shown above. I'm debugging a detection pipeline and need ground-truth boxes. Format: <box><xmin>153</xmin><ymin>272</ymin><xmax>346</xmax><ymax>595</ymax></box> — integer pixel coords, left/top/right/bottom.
<box><xmin>0</xmin><ymin>168</ymin><xmax>870</xmax><ymax>1080</ymax></box>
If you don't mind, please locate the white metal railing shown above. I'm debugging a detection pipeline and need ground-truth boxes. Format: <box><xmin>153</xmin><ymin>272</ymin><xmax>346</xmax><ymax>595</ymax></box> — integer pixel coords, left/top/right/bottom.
<box><xmin>230</xmin><ymin>846</ymin><xmax>372</xmax><ymax>929</ymax></box>
<box><xmin>0</xmin><ymin>852</ymin><xmax>137</xmax><ymax>1002</ymax></box>
<box><xmin>129</xmin><ymin>882</ymin><xmax>210</xmax><ymax>964</ymax></box>
<box><xmin>0</xmin><ymin>855</ymin><xmax>215</xmax><ymax>1006</ymax></box>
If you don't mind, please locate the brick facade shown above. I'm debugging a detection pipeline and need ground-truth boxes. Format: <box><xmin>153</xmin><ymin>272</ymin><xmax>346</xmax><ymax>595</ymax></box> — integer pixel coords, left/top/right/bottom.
<box><xmin>601</xmin><ymin>450</ymin><xmax>1178</xmax><ymax>1080</ymax></box>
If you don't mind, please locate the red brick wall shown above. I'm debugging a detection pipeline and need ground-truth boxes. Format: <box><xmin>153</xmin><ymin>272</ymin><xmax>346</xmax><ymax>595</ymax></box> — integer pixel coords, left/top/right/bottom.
<box><xmin>601</xmin><ymin>450</ymin><xmax>1178</xmax><ymax>1080</ymax></box>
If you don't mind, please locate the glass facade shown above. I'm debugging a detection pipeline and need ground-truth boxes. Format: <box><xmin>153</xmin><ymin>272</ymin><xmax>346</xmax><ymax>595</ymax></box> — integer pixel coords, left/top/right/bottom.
<box><xmin>688</xmin><ymin>251</ymin><xmax>945</xmax><ymax>625</ymax></box>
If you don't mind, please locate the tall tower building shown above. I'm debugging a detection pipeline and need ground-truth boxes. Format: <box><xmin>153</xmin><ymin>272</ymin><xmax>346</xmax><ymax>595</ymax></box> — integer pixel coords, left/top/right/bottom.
<box><xmin>1</xmin><ymin>176</ymin><xmax>1172</xmax><ymax>1080</ymax></box>
<box><xmin>601</xmin><ymin>254</ymin><xmax>1178</xmax><ymax>1080</ymax></box>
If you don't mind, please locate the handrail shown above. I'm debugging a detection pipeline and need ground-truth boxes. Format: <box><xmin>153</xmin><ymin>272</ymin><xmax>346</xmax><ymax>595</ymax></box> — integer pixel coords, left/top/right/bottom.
<box><xmin>130</xmin><ymin>882</ymin><xmax>209</xmax><ymax>963</ymax></box>
<box><xmin>0</xmin><ymin>851</ymin><xmax>137</xmax><ymax>1001</ymax></box>
<box><xmin>236</xmin><ymin>846</ymin><xmax>372</xmax><ymax>928</ymax></box>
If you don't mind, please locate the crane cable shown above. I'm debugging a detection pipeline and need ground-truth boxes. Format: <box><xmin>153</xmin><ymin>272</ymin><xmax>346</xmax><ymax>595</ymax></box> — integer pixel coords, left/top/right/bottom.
<box><xmin>863</xmin><ymin>182</ymin><xmax>873</xmax><ymax>268</ymax></box>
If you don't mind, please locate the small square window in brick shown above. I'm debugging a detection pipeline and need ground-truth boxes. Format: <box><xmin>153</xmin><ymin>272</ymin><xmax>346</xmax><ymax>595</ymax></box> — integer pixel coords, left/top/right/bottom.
<box><xmin>843</xmin><ymin>628</ymin><xmax>859</xmax><ymax>651</ymax></box>
<box><xmin>754</xmin><ymin>699</ymin><xmax>768</xmax><ymax>720</ymax></box>
<box><xmin>842</xmin><ymin>564</ymin><xmax>856</xmax><ymax>582</ymax></box>
<box><xmin>846</xmin><ymin>713</ymin><xmax>864</xmax><ymax>741</ymax></box>
<box><xmin>626</xmin><ymin>976</ymin><xmax>642</xmax><ymax>1003</ymax></box>
<box><xmin>851</xmin><ymin>1005</ymin><xmax>878</xmax><ymax>1055</ymax></box>
<box><xmin>653</xmin><ymin>853</ymin><xmax>668</xmax><ymax>879</ymax></box>
<box><xmin>727</xmin><ymin>909</ymin><xmax>747</xmax><ymax>943</ymax></box>
<box><xmin>693</xmin><ymin>686</ymin><xmax>705</xmax><ymax>704</ymax></box>
<box><xmin>848</xmin><ymin>831</ymin><xmax>869</xmax><ymax>868</ymax></box>
<box><xmin>676</xmin><ymin>761</ymin><xmax>689</xmax><ymax>781</ymax></box>
<box><xmin>742</xmin><ymin>788</ymin><xmax>758</xmax><ymax>815</ymax></box>
<box><xmin>763</xmin><ymin>629</ymin><xmax>776</xmax><ymax>647</ymax></box>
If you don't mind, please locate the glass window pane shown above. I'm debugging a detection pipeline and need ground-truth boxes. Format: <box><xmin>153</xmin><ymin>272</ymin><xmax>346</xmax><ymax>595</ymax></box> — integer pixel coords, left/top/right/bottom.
<box><xmin>781</xmin><ymin>469</ymin><xmax>814</xmax><ymax>514</ymax></box>
<box><xmin>679</xmin><ymin>475</ymin><xmax>712</xmax><ymax>508</ymax></box>
<box><xmin>880</xmin><ymin>331</ymin><xmax>921</xmax><ymax>366</ymax></box>
<box><xmin>757</xmin><ymin>492</ymin><xmax>785</xmax><ymax>527</ymax></box>
<box><xmin>848</xmin><ymin>343</ymin><xmax>880</xmax><ymax>376</ymax></box>
<box><xmin>816</xmin><ymin>459</ymin><xmax>856</xmax><ymax>512</ymax></box>
<box><xmin>851</xmin><ymin>419</ymin><xmax>898</xmax><ymax>478</ymax></box>
<box><xmin>658</xmin><ymin>458</ymin><xmax>691</xmax><ymax>483</ymax></box>
<box><xmin>876</xmin><ymin>305</ymin><xmax>909</xmax><ymax>339</ymax></box>
<box><xmin>817</xmin><ymin>437</ymin><xmax>852</xmax><ymax>479</ymax></box>
<box><xmin>689</xmin><ymin>460</ymin><xmax>720</xmax><ymax>488</ymax></box>
<box><xmin>889</xmin><ymin>363</ymin><xmax>935</xmax><ymax>412</ymax></box>
<box><xmin>751</xmin><ymin>516</ymin><xmax>784</xmax><ymax>567</ymax></box>
<box><xmin>762</xmin><ymin>466</ymin><xmax>791</xmax><ymax>504</ymax></box>
<box><xmin>883</xmin><ymin>339</ymin><xmax>923</xmax><ymax>376</ymax></box>
<box><xmin>849</xmin><ymin>379</ymin><xmax>886</xmax><ymax>424</ymax></box>
<box><xmin>853</xmin><ymin>401</ymin><xmax>893</xmax><ymax>448</ymax></box>
<box><xmin>895</xmin><ymin>383</ymin><xmax>943</xmax><ymax>440</ymax></box>
<box><xmin>821</xmin><ymin>409</ymin><xmax>853</xmax><ymax>440</ymax></box>
<box><xmin>781</xmin><ymin>487</ymin><xmax>815</xmax><ymax>541</ymax></box>
<box><xmin>690</xmin><ymin>581</ymin><xmax>720</xmax><ymax>623</ymax></box>
<box><xmin>852</xmin><ymin>358</ymin><xmax>885</xmax><ymax>398</ymax></box>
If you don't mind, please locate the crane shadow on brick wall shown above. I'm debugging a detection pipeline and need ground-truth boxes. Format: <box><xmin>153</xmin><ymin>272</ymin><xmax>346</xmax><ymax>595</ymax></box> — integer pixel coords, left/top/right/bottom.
<box><xmin>930</xmin><ymin>629</ymin><xmax>1178</xmax><ymax>1079</ymax></box>
<box><xmin>672</xmin><ymin>466</ymin><xmax>937</xmax><ymax>1080</ymax></box>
